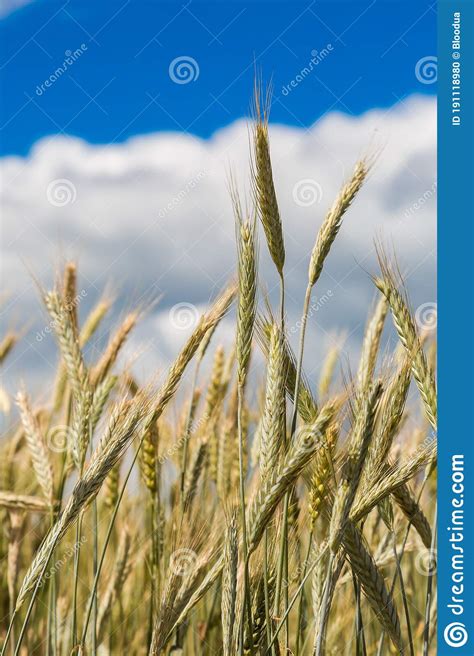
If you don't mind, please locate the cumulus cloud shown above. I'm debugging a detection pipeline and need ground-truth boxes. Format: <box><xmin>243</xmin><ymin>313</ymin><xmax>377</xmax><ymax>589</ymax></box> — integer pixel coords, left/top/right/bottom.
<box><xmin>0</xmin><ymin>95</ymin><xmax>436</xmax><ymax>397</ymax></box>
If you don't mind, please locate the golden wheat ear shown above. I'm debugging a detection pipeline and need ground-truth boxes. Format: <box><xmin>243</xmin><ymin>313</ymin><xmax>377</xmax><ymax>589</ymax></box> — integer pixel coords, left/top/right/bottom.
<box><xmin>373</xmin><ymin>244</ymin><xmax>437</xmax><ymax>430</ymax></box>
<box><xmin>251</xmin><ymin>78</ymin><xmax>285</xmax><ymax>278</ymax></box>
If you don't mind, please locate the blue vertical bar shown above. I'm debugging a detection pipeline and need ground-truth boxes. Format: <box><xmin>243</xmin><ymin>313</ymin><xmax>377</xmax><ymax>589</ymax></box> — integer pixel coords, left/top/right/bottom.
<box><xmin>438</xmin><ymin>1</ymin><xmax>474</xmax><ymax>654</ymax></box>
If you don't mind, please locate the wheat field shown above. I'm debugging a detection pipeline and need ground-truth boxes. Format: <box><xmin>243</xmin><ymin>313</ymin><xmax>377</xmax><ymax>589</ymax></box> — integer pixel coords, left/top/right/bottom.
<box><xmin>0</xmin><ymin>90</ymin><xmax>437</xmax><ymax>655</ymax></box>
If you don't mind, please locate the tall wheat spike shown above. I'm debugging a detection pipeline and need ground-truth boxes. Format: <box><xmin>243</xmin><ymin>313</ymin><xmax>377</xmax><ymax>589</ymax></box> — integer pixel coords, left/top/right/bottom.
<box><xmin>235</xmin><ymin>210</ymin><xmax>258</xmax><ymax>388</ymax></box>
<box><xmin>308</xmin><ymin>160</ymin><xmax>368</xmax><ymax>288</ymax></box>
<box><xmin>252</xmin><ymin>80</ymin><xmax>285</xmax><ymax>277</ymax></box>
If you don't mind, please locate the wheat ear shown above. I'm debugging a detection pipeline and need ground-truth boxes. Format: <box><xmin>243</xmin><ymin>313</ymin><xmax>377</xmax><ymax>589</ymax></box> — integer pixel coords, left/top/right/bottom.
<box><xmin>308</xmin><ymin>159</ymin><xmax>368</xmax><ymax>287</ymax></box>
<box><xmin>236</xmin><ymin>213</ymin><xmax>258</xmax><ymax>388</ymax></box>
<box><xmin>357</xmin><ymin>295</ymin><xmax>388</xmax><ymax>393</ymax></box>
<box><xmin>350</xmin><ymin>437</ymin><xmax>436</xmax><ymax>523</ymax></box>
<box><xmin>318</xmin><ymin>344</ymin><xmax>340</xmax><ymax>398</ymax></box>
<box><xmin>16</xmin><ymin>390</ymin><xmax>54</xmax><ymax>504</ymax></box>
<box><xmin>15</xmin><ymin>396</ymin><xmax>148</xmax><ymax>610</ymax></box>
<box><xmin>365</xmin><ymin>355</ymin><xmax>411</xmax><ymax>480</ymax></box>
<box><xmin>62</xmin><ymin>261</ymin><xmax>79</xmax><ymax>335</ymax></box>
<box><xmin>259</xmin><ymin>323</ymin><xmax>287</xmax><ymax>481</ymax></box>
<box><xmin>222</xmin><ymin>514</ymin><xmax>238</xmax><ymax>656</ymax></box>
<box><xmin>0</xmin><ymin>491</ymin><xmax>53</xmax><ymax>513</ymax></box>
<box><xmin>247</xmin><ymin>403</ymin><xmax>335</xmax><ymax>554</ymax></box>
<box><xmin>329</xmin><ymin>382</ymin><xmax>382</xmax><ymax>553</ymax></box>
<box><xmin>374</xmin><ymin>253</ymin><xmax>437</xmax><ymax>430</ymax></box>
<box><xmin>44</xmin><ymin>291</ymin><xmax>89</xmax><ymax>397</ymax></box>
<box><xmin>342</xmin><ymin>521</ymin><xmax>403</xmax><ymax>651</ymax></box>
<box><xmin>252</xmin><ymin>80</ymin><xmax>285</xmax><ymax>276</ymax></box>
<box><xmin>308</xmin><ymin>424</ymin><xmax>338</xmax><ymax>527</ymax></box>
<box><xmin>391</xmin><ymin>479</ymin><xmax>432</xmax><ymax>549</ymax></box>
<box><xmin>256</xmin><ymin>315</ymin><xmax>318</xmax><ymax>423</ymax></box>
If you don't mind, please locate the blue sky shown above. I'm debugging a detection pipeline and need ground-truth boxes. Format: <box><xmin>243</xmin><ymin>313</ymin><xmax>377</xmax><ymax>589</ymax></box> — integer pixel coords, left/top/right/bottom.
<box><xmin>0</xmin><ymin>0</ymin><xmax>436</xmax><ymax>156</ymax></box>
<box><xmin>1</xmin><ymin>0</ymin><xmax>437</xmax><ymax>394</ymax></box>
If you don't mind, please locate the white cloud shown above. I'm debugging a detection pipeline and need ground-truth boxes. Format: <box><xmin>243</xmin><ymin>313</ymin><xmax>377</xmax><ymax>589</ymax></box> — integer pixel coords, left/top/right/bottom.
<box><xmin>0</xmin><ymin>0</ymin><xmax>34</xmax><ymax>18</ymax></box>
<box><xmin>0</xmin><ymin>95</ymin><xmax>436</xmax><ymax>396</ymax></box>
